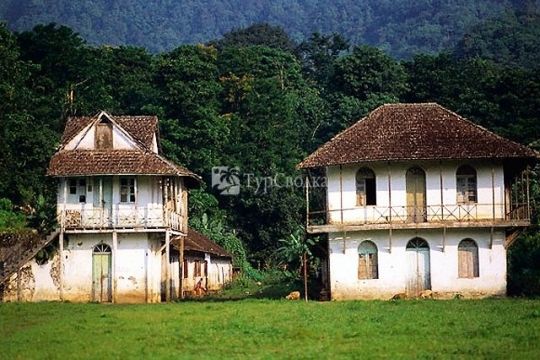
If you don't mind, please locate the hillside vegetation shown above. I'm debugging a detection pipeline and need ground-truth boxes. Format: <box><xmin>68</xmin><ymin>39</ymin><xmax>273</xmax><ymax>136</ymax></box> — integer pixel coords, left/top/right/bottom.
<box><xmin>0</xmin><ymin>0</ymin><xmax>535</xmax><ymax>57</ymax></box>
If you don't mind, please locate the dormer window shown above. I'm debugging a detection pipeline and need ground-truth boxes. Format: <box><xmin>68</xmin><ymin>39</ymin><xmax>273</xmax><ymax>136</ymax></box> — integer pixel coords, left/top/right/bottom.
<box><xmin>95</xmin><ymin>116</ymin><xmax>113</xmax><ymax>149</ymax></box>
<box><xmin>456</xmin><ymin>165</ymin><xmax>477</xmax><ymax>204</ymax></box>
<box><xmin>356</xmin><ymin>167</ymin><xmax>376</xmax><ymax>206</ymax></box>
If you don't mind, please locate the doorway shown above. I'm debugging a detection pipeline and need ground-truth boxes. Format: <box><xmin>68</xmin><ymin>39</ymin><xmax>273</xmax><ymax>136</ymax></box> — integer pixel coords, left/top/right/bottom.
<box><xmin>405</xmin><ymin>238</ymin><xmax>431</xmax><ymax>297</ymax></box>
<box><xmin>92</xmin><ymin>243</ymin><xmax>112</xmax><ymax>302</ymax></box>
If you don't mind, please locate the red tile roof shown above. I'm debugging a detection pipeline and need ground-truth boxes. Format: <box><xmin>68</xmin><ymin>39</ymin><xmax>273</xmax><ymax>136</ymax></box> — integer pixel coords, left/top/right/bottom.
<box><xmin>172</xmin><ymin>228</ymin><xmax>232</xmax><ymax>258</ymax></box>
<box><xmin>49</xmin><ymin>112</ymin><xmax>200</xmax><ymax>185</ymax></box>
<box><xmin>298</xmin><ymin>103</ymin><xmax>539</xmax><ymax>168</ymax></box>
<box><xmin>61</xmin><ymin>114</ymin><xmax>158</xmax><ymax>149</ymax></box>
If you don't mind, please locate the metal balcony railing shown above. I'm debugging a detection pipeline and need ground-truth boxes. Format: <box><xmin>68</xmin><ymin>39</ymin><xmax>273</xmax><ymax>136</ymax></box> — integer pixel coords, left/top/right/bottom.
<box><xmin>307</xmin><ymin>203</ymin><xmax>530</xmax><ymax>227</ymax></box>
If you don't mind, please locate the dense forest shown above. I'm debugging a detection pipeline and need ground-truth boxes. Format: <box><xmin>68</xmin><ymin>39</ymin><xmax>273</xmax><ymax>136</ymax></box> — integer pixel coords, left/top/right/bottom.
<box><xmin>0</xmin><ymin>19</ymin><xmax>539</xmax><ymax>294</ymax></box>
<box><xmin>1</xmin><ymin>0</ymin><xmax>539</xmax><ymax>58</ymax></box>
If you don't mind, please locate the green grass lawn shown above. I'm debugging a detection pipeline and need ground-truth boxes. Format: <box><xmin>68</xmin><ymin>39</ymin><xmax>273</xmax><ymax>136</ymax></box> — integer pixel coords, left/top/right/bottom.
<box><xmin>1</xmin><ymin>299</ymin><xmax>539</xmax><ymax>359</ymax></box>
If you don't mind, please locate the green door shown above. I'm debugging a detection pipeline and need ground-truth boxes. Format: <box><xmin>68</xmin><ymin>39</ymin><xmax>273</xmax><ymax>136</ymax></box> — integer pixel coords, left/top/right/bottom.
<box><xmin>92</xmin><ymin>244</ymin><xmax>112</xmax><ymax>302</ymax></box>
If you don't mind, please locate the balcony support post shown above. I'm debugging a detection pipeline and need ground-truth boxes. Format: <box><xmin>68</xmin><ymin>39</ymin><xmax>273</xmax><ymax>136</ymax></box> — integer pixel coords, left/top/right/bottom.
<box><xmin>489</xmin><ymin>227</ymin><xmax>494</xmax><ymax>249</ymax></box>
<box><xmin>388</xmin><ymin>228</ymin><xmax>392</xmax><ymax>254</ymax></box>
<box><xmin>59</xmin><ymin>230</ymin><xmax>64</xmax><ymax>301</ymax></box>
<box><xmin>179</xmin><ymin>234</ymin><xmax>185</xmax><ymax>299</ymax></box>
<box><xmin>305</xmin><ymin>172</ymin><xmax>309</xmax><ymax>227</ymax></box>
<box><xmin>526</xmin><ymin>166</ymin><xmax>531</xmax><ymax>219</ymax></box>
<box><xmin>492</xmin><ymin>166</ymin><xmax>496</xmax><ymax>221</ymax></box>
<box><xmin>165</xmin><ymin>229</ymin><xmax>171</xmax><ymax>302</ymax></box>
<box><xmin>387</xmin><ymin>162</ymin><xmax>392</xmax><ymax>224</ymax></box>
<box><xmin>112</xmin><ymin>231</ymin><xmax>118</xmax><ymax>303</ymax></box>
<box><xmin>442</xmin><ymin>226</ymin><xmax>446</xmax><ymax>252</ymax></box>
<box><xmin>339</xmin><ymin>165</ymin><xmax>343</xmax><ymax>224</ymax></box>
<box><xmin>439</xmin><ymin>161</ymin><xmax>444</xmax><ymax>222</ymax></box>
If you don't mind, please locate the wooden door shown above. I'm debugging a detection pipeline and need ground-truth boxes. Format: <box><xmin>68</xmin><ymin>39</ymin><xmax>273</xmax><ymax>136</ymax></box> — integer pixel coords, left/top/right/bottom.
<box><xmin>406</xmin><ymin>167</ymin><xmax>427</xmax><ymax>222</ymax></box>
<box><xmin>405</xmin><ymin>238</ymin><xmax>431</xmax><ymax>297</ymax></box>
<box><xmin>92</xmin><ymin>244</ymin><xmax>112</xmax><ymax>302</ymax></box>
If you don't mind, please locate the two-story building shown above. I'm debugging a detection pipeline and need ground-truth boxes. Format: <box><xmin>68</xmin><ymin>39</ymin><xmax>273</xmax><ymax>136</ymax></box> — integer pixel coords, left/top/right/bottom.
<box><xmin>2</xmin><ymin>111</ymin><xmax>203</xmax><ymax>303</ymax></box>
<box><xmin>299</xmin><ymin>103</ymin><xmax>538</xmax><ymax>300</ymax></box>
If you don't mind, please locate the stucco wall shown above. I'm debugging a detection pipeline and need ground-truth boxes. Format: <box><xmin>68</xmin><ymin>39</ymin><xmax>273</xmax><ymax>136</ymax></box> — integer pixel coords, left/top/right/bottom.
<box><xmin>328</xmin><ymin>228</ymin><xmax>507</xmax><ymax>300</ymax></box>
<box><xmin>326</xmin><ymin>160</ymin><xmax>506</xmax><ymax>223</ymax></box>
<box><xmin>3</xmin><ymin>232</ymin><xmax>164</xmax><ymax>303</ymax></box>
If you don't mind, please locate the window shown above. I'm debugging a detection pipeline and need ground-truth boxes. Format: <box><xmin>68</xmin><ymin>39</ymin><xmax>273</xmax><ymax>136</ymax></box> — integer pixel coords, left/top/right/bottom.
<box><xmin>356</xmin><ymin>168</ymin><xmax>376</xmax><ymax>206</ymax></box>
<box><xmin>68</xmin><ymin>178</ymin><xmax>86</xmax><ymax>202</ymax></box>
<box><xmin>458</xmin><ymin>239</ymin><xmax>479</xmax><ymax>278</ymax></box>
<box><xmin>456</xmin><ymin>165</ymin><xmax>477</xmax><ymax>204</ymax></box>
<box><xmin>358</xmin><ymin>241</ymin><xmax>378</xmax><ymax>279</ymax></box>
<box><xmin>194</xmin><ymin>260</ymin><xmax>202</xmax><ymax>278</ymax></box>
<box><xmin>95</xmin><ymin>118</ymin><xmax>113</xmax><ymax>149</ymax></box>
<box><xmin>120</xmin><ymin>177</ymin><xmax>136</xmax><ymax>203</ymax></box>
<box><xmin>183</xmin><ymin>260</ymin><xmax>188</xmax><ymax>279</ymax></box>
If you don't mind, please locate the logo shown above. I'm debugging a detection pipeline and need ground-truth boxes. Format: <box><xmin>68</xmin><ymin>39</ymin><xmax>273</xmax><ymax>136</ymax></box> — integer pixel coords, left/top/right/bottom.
<box><xmin>212</xmin><ymin>166</ymin><xmax>241</xmax><ymax>195</ymax></box>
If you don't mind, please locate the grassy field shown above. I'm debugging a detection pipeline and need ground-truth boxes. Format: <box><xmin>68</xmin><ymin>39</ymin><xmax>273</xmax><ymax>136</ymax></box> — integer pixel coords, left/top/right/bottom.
<box><xmin>1</xmin><ymin>299</ymin><xmax>539</xmax><ymax>359</ymax></box>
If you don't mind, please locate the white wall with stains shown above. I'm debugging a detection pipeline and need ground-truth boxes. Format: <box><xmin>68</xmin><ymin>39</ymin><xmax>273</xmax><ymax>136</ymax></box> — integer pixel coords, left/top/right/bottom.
<box><xmin>328</xmin><ymin>228</ymin><xmax>507</xmax><ymax>300</ymax></box>
<box><xmin>3</xmin><ymin>232</ymin><xmax>165</xmax><ymax>303</ymax></box>
<box><xmin>326</xmin><ymin>160</ymin><xmax>506</xmax><ymax>223</ymax></box>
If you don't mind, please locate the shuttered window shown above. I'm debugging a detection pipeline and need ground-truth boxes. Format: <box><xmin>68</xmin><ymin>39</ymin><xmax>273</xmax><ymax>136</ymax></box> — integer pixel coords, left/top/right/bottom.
<box><xmin>358</xmin><ymin>241</ymin><xmax>378</xmax><ymax>279</ymax></box>
<box><xmin>456</xmin><ymin>165</ymin><xmax>477</xmax><ymax>204</ymax></box>
<box><xmin>458</xmin><ymin>239</ymin><xmax>479</xmax><ymax>278</ymax></box>
<box><xmin>356</xmin><ymin>168</ymin><xmax>376</xmax><ymax>206</ymax></box>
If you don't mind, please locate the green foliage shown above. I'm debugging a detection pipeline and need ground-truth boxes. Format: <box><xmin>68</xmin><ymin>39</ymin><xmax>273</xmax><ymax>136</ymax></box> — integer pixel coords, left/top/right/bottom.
<box><xmin>508</xmin><ymin>232</ymin><xmax>540</xmax><ymax>297</ymax></box>
<box><xmin>332</xmin><ymin>45</ymin><xmax>408</xmax><ymax>100</ymax></box>
<box><xmin>0</xmin><ymin>198</ymin><xmax>26</xmax><ymax>230</ymax></box>
<box><xmin>209</xmin><ymin>23</ymin><xmax>297</xmax><ymax>53</ymax></box>
<box><xmin>454</xmin><ymin>10</ymin><xmax>540</xmax><ymax>69</ymax></box>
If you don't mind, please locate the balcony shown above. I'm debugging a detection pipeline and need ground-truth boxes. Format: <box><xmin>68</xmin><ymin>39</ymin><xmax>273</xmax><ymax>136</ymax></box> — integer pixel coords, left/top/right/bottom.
<box><xmin>58</xmin><ymin>206</ymin><xmax>186</xmax><ymax>233</ymax></box>
<box><xmin>307</xmin><ymin>203</ymin><xmax>530</xmax><ymax>233</ymax></box>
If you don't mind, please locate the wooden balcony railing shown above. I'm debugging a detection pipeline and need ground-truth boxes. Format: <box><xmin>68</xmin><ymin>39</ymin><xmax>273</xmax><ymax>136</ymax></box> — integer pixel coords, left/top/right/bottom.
<box><xmin>58</xmin><ymin>206</ymin><xmax>186</xmax><ymax>232</ymax></box>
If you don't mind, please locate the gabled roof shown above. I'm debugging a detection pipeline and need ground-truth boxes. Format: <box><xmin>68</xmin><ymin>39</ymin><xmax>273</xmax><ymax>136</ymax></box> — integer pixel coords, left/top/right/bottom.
<box><xmin>172</xmin><ymin>228</ymin><xmax>232</xmax><ymax>258</ymax></box>
<box><xmin>298</xmin><ymin>103</ymin><xmax>539</xmax><ymax>169</ymax></box>
<box><xmin>61</xmin><ymin>113</ymin><xmax>159</xmax><ymax>150</ymax></box>
<box><xmin>48</xmin><ymin>111</ymin><xmax>201</xmax><ymax>185</ymax></box>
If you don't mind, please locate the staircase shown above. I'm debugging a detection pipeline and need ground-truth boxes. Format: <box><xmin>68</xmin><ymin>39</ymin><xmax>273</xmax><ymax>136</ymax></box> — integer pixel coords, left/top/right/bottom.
<box><xmin>0</xmin><ymin>228</ymin><xmax>61</xmax><ymax>286</ymax></box>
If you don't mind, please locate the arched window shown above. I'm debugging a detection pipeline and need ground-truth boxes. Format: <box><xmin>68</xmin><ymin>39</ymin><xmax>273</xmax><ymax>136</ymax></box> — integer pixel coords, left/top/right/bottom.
<box><xmin>358</xmin><ymin>241</ymin><xmax>378</xmax><ymax>279</ymax></box>
<box><xmin>456</xmin><ymin>165</ymin><xmax>477</xmax><ymax>204</ymax></box>
<box><xmin>93</xmin><ymin>243</ymin><xmax>111</xmax><ymax>253</ymax></box>
<box><xmin>356</xmin><ymin>168</ymin><xmax>376</xmax><ymax>206</ymax></box>
<box><xmin>458</xmin><ymin>239</ymin><xmax>479</xmax><ymax>278</ymax></box>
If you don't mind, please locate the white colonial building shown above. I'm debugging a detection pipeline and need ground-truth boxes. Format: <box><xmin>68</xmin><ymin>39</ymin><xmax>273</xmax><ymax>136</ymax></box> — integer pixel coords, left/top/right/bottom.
<box><xmin>1</xmin><ymin>111</ymin><xmax>231</xmax><ymax>303</ymax></box>
<box><xmin>299</xmin><ymin>103</ymin><xmax>537</xmax><ymax>300</ymax></box>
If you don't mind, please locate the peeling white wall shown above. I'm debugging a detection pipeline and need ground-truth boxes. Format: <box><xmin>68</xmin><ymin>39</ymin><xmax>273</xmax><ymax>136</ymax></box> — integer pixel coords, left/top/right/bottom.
<box><xmin>328</xmin><ymin>228</ymin><xmax>506</xmax><ymax>300</ymax></box>
<box><xmin>3</xmin><ymin>232</ymin><xmax>164</xmax><ymax>303</ymax></box>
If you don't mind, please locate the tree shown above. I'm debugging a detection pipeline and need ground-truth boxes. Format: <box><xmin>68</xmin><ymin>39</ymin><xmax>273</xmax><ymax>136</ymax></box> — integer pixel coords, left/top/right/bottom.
<box><xmin>209</xmin><ymin>23</ymin><xmax>297</xmax><ymax>54</ymax></box>
<box><xmin>332</xmin><ymin>45</ymin><xmax>408</xmax><ymax>100</ymax></box>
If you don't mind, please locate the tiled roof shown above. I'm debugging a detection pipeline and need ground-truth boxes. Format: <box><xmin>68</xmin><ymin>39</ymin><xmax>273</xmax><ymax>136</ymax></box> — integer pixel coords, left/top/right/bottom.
<box><xmin>47</xmin><ymin>150</ymin><xmax>200</xmax><ymax>181</ymax></box>
<box><xmin>172</xmin><ymin>228</ymin><xmax>232</xmax><ymax>258</ymax></box>
<box><xmin>49</xmin><ymin>111</ymin><xmax>200</xmax><ymax>185</ymax></box>
<box><xmin>298</xmin><ymin>103</ymin><xmax>539</xmax><ymax>168</ymax></box>
<box><xmin>61</xmin><ymin>114</ymin><xmax>158</xmax><ymax>149</ymax></box>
